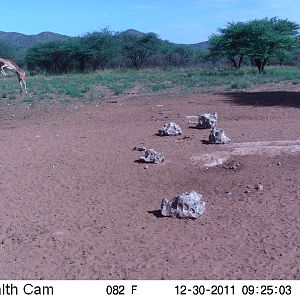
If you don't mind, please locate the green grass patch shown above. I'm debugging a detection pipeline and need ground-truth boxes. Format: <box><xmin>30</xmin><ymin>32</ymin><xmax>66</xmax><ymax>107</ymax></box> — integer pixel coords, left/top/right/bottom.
<box><xmin>150</xmin><ymin>82</ymin><xmax>170</xmax><ymax>91</ymax></box>
<box><xmin>1</xmin><ymin>66</ymin><xmax>300</xmax><ymax>106</ymax></box>
<box><xmin>22</xmin><ymin>96</ymin><xmax>33</xmax><ymax>103</ymax></box>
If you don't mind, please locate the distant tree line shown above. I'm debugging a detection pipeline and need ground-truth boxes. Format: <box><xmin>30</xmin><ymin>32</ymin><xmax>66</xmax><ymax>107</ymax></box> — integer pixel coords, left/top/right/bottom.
<box><xmin>0</xmin><ymin>29</ymin><xmax>211</xmax><ymax>74</ymax></box>
<box><xmin>0</xmin><ymin>17</ymin><xmax>299</xmax><ymax>74</ymax></box>
<box><xmin>23</xmin><ymin>29</ymin><xmax>209</xmax><ymax>74</ymax></box>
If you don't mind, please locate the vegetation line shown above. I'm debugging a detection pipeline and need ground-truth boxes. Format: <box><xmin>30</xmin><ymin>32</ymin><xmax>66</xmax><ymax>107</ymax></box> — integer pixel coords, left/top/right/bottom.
<box><xmin>1</xmin><ymin>67</ymin><xmax>300</xmax><ymax>104</ymax></box>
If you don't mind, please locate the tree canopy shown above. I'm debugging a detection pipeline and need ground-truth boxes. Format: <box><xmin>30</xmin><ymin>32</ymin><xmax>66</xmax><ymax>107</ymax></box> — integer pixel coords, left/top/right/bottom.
<box><xmin>121</xmin><ymin>32</ymin><xmax>161</xmax><ymax>69</ymax></box>
<box><xmin>209</xmin><ymin>17</ymin><xmax>300</xmax><ymax>71</ymax></box>
<box><xmin>0</xmin><ymin>40</ymin><xmax>20</xmax><ymax>61</ymax></box>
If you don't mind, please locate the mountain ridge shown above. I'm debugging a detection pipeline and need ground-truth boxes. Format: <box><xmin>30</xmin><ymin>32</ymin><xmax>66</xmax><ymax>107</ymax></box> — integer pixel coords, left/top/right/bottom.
<box><xmin>0</xmin><ymin>31</ymin><xmax>71</xmax><ymax>51</ymax></box>
<box><xmin>0</xmin><ymin>29</ymin><xmax>209</xmax><ymax>51</ymax></box>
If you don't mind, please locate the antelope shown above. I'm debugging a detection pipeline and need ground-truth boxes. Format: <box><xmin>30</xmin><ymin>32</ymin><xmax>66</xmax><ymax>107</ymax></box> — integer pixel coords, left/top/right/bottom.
<box><xmin>0</xmin><ymin>57</ymin><xmax>27</xmax><ymax>94</ymax></box>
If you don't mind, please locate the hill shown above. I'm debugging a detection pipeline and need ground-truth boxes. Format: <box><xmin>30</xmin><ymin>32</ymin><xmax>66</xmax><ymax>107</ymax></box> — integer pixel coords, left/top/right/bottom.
<box><xmin>185</xmin><ymin>41</ymin><xmax>209</xmax><ymax>50</ymax></box>
<box><xmin>0</xmin><ymin>31</ymin><xmax>70</xmax><ymax>51</ymax></box>
<box><xmin>117</xmin><ymin>29</ymin><xmax>146</xmax><ymax>38</ymax></box>
<box><xmin>0</xmin><ymin>29</ymin><xmax>209</xmax><ymax>55</ymax></box>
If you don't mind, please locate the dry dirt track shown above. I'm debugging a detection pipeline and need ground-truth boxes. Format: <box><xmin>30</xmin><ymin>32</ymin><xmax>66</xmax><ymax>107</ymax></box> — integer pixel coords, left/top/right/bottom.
<box><xmin>0</xmin><ymin>90</ymin><xmax>299</xmax><ymax>279</ymax></box>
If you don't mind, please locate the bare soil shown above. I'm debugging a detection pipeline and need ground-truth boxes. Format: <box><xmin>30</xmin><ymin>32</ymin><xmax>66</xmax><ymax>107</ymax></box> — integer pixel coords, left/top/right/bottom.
<box><xmin>0</xmin><ymin>87</ymin><xmax>299</xmax><ymax>279</ymax></box>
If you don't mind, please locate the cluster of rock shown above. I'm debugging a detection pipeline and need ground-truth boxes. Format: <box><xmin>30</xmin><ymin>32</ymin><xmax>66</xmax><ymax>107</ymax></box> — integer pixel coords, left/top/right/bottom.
<box><xmin>136</xmin><ymin>122</ymin><xmax>182</xmax><ymax>164</ymax></box>
<box><xmin>161</xmin><ymin>190</ymin><xmax>205</xmax><ymax>219</ymax></box>
<box><xmin>135</xmin><ymin>112</ymin><xmax>232</xmax><ymax>220</ymax></box>
<box><xmin>194</xmin><ymin>112</ymin><xmax>230</xmax><ymax>144</ymax></box>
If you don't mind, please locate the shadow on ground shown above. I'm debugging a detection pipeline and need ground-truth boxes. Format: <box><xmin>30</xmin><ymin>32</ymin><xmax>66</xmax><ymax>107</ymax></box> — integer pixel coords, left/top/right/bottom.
<box><xmin>224</xmin><ymin>91</ymin><xmax>300</xmax><ymax>108</ymax></box>
<box><xmin>148</xmin><ymin>210</ymin><xmax>164</xmax><ymax>218</ymax></box>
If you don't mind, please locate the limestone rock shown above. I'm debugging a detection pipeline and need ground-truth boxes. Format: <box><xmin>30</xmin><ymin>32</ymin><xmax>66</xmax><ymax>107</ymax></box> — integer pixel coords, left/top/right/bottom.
<box><xmin>196</xmin><ymin>112</ymin><xmax>218</xmax><ymax>129</ymax></box>
<box><xmin>158</xmin><ymin>122</ymin><xmax>182</xmax><ymax>136</ymax></box>
<box><xmin>139</xmin><ymin>149</ymin><xmax>165</xmax><ymax>164</ymax></box>
<box><xmin>161</xmin><ymin>190</ymin><xmax>205</xmax><ymax>219</ymax></box>
<box><xmin>209</xmin><ymin>128</ymin><xmax>231</xmax><ymax>144</ymax></box>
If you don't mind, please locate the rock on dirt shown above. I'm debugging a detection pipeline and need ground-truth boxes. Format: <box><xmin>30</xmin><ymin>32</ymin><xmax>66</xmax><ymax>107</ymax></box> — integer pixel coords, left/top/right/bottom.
<box><xmin>158</xmin><ymin>122</ymin><xmax>182</xmax><ymax>136</ymax></box>
<box><xmin>196</xmin><ymin>112</ymin><xmax>218</xmax><ymax>129</ymax></box>
<box><xmin>209</xmin><ymin>128</ymin><xmax>231</xmax><ymax>144</ymax></box>
<box><xmin>139</xmin><ymin>149</ymin><xmax>165</xmax><ymax>164</ymax></box>
<box><xmin>161</xmin><ymin>190</ymin><xmax>205</xmax><ymax>219</ymax></box>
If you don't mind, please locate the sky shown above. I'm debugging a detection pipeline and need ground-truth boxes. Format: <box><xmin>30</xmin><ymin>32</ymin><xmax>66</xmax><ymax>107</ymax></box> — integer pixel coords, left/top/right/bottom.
<box><xmin>1</xmin><ymin>0</ymin><xmax>299</xmax><ymax>44</ymax></box>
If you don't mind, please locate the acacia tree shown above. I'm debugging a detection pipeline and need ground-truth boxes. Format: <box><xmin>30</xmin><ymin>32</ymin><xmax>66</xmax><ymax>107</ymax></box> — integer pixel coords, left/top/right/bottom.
<box><xmin>209</xmin><ymin>22</ymin><xmax>249</xmax><ymax>69</ymax></box>
<box><xmin>26</xmin><ymin>40</ymin><xmax>74</xmax><ymax>73</ymax></box>
<box><xmin>121</xmin><ymin>33</ymin><xmax>160</xmax><ymax>69</ymax></box>
<box><xmin>209</xmin><ymin>17</ymin><xmax>300</xmax><ymax>72</ymax></box>
<box><xmin>81</xmin><ymin>28</ymin><xmax>117</xmax><ymax>70</ymax></box>
<box><xmin>26</xmin><ymin>30</ymin><xmax>117</xmax><ymax>73</ymax></box>
<box><xmin>245</xmin><ymin>18</ymin><xmax>299</xmax><ymax>71</ymax></box>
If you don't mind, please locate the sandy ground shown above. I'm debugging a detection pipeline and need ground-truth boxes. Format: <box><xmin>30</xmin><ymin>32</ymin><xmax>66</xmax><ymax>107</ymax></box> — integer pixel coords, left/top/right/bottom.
<box><xmin>0</xmin><ymin>89</ymin><xmax>299</xmax><ymax>280</ymax></box>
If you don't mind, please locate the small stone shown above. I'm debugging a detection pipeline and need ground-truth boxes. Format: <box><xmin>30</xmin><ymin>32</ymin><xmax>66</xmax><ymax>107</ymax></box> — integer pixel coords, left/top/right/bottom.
<box><xmin>132</xmin><ymin>145</ymin><xmax>146</xmax><ymax>151</ymax></box>
<box><xmin>144</xmin><ymin>165</ymin><xmax>149</xmax><ymax>169</ymax></box>
<box><xmin>255</xmin><ymin>184</ymin><xmax>264</xmax><ymax>191</ymax></box>
<box><xmin>277</xmin><ymin>162</ymin><xmax>282</xmax><ymax>166</ymax></box>
<box><xmin>226</xmin><ymin>161</ymin><xmax>240</xmax><ymax>170</ymax></box>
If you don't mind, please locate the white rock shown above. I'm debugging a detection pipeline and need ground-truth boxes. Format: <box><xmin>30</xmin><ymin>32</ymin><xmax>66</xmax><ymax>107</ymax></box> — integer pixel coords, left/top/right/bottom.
<box><xmin>161</xmin><ymin>190</ymin><xmax>205</xmax><ymax>219</ymax></box>
<box><xmin>158</xmin><ymin>122</ymin><xmax>182</xmax><ymax>136</ymax></box>
<box><xmin>209</xmin><ymin>128</ymin><xmax>231</xmax><ymax>144</ymax></box>
<box><xmin>196</xmin><ymin>112</ymin><xmax>218</xmax><ymax>129</ymax></box>
<box><xmin>139</xmin><ymin>149</ymin><xmax>165</xmax><ymax>164</ymax></box>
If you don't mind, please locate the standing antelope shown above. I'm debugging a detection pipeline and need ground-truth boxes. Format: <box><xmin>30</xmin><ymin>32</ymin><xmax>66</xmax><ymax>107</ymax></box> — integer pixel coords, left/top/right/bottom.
<box><xmin>0</xmin><ymin>57</ymin><xmax>27</xmax><ymax>94</ymax></box>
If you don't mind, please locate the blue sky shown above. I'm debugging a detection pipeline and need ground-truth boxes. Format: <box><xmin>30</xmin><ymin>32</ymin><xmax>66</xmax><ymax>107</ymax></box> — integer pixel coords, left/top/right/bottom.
<box><xmin>1</xmin><ymin>0</ymin><xmax>299</xmax><ymax>44</ymax></box>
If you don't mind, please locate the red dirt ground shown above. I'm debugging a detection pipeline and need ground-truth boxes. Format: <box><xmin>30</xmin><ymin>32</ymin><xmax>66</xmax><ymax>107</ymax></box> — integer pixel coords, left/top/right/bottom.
<box><xmin>0</xmin><ymin>89</ymin><xmax>299</xmax><ymax>279</ymax></box>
